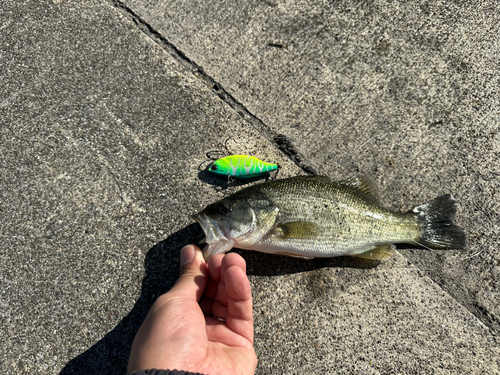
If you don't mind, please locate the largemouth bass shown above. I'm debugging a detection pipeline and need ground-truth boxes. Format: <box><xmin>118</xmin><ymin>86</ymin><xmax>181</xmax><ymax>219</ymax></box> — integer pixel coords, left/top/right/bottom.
<box><xmin>192</xmin><ymin>176</ymin><xmax>466</xmax><ymax>260</ymax></box>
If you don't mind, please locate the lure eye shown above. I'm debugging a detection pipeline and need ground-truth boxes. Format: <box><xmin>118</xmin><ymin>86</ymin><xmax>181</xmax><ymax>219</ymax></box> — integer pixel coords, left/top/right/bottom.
<box><xmin>215</xmin><ymin>203</ymin><xmax>228</xmax><ymax>215</ymax></box>
<box><xmin>210</xmin><ymin>164</ymin><xmax>218</xmax><ymax>171</ymax></box>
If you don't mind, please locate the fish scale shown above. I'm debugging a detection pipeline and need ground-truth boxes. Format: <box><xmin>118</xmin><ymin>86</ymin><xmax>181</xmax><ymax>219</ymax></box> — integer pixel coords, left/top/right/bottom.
<box><xmin>250</xmin><ymin>177</ymin><xmax>420</xmax><ymax>256</ymax></box>
<box><xmin>192</xmin><ymin>176</ymin><xmax>466</xmax><ymax>260</ymax></box>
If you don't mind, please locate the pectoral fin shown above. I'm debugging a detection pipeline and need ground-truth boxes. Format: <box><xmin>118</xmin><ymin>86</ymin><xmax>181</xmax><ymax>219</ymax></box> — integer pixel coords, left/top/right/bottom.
<box><xmin>274</xmin><ymin>221</ymin><xmax>319</xmax><ymax>239</ymax></box>
<box><xmin>351</xmin><ymin>244</ymin><xmax>396</xmax><ymax>260</ymax></box>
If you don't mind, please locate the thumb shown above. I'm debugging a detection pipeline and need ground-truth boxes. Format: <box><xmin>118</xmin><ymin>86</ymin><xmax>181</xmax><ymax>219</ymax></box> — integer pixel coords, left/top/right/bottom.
<box><xmin>169</xmin><ymin>245</ymin><xmax>208</xmax><ymax>302</ymax></box>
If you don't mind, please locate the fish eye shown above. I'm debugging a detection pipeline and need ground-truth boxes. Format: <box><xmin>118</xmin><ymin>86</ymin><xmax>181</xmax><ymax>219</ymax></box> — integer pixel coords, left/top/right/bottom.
<box><xmin>215</xmin><ymin>203</ymin><xmax>228</xmax><ymax>215</ymax></box>
<box><xmin>210</xmin><ymin>164</ymin><xmax>218</xmax><ymax>171</ymax></box>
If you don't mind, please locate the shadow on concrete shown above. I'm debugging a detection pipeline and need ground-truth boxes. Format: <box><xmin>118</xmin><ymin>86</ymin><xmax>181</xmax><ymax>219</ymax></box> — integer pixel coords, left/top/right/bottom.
<box><xmin>197</xmin><ymin>168</ymin><xmax>274</xmax><ymax>191</ymax></box>
<box><xmin>59</xmin><ymin>223</ymin><xmax>204</xmax><ymax>375</ymax></box>
<box><xmin>59</xmin><ymin>223</ymin><xmax>378</xmax><ymax>374</ymax></box>
<box><xmin>241</xmin><ymin>249</ymin><xmax>380</xmax><ymax>277</ymax></box>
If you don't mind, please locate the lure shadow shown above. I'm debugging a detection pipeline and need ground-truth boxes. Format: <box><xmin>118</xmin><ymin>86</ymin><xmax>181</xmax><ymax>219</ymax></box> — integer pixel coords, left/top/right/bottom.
<box><xmin>59</xmin><ymin>223</ymin><xmax>204</xmax><ymax>375</ymax></box>
<box><xmin>197</xmin><ymin>169</ymin><xmax>271</xmax><ymax>190</ymax></box>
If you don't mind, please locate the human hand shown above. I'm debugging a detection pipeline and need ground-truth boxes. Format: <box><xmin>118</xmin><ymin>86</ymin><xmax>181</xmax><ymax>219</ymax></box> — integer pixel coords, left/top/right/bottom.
<box><xmin>128</xmin><ymin>245</ymin><xmax>257</xmax><ymax>375</ymax></box>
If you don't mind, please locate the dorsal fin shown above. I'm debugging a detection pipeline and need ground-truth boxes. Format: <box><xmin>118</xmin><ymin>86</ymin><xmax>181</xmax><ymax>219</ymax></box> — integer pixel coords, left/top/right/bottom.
<box><xmin>338</xmin><ymin>176</ymin><xmax>380</xmax><ymax>204</ymax></box>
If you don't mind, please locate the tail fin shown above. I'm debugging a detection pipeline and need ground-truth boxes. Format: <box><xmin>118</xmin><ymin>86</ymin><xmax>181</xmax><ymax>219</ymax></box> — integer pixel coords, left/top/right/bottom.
<box><xmin>413</xmin><ymin>194</ymin><xmax>466</xmax><ymax>250</ymax></box>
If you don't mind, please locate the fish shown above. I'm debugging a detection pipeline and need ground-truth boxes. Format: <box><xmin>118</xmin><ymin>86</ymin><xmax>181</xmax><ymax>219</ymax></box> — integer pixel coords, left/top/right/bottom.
<box><xmin>208</xmin><ymin>155</ymin><xmax>279</xmax><ymax>179</ymax></box>
<box><xmin>192</xmin><ymin>175</ymin><xmax>466</xmax><ymax>260</ymax></box>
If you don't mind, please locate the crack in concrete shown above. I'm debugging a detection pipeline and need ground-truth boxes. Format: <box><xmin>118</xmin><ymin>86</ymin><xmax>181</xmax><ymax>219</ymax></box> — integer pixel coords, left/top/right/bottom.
<box><xmin>107</xmin><ymin>0</ymin><xmax>500</xmax><ymax>341</ymax></box>
<box><xmin>109</xmin><ymin>0</ymin><xmax>316</xmax><ymax>176</ymax></box>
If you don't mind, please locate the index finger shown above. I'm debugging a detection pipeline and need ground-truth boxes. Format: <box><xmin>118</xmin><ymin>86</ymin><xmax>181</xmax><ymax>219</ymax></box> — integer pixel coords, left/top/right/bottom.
<box><xmin>223</xmin><ymin>259</ymin><xmax>253</xmax><ymax>343</ymax></box>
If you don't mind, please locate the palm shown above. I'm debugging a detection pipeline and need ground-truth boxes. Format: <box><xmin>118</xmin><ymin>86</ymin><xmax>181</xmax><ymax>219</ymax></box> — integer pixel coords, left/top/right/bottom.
<box><xmin>128</xmin><ymin>250</ymin><xmax>257</xmax><ymax>375</ymax></box>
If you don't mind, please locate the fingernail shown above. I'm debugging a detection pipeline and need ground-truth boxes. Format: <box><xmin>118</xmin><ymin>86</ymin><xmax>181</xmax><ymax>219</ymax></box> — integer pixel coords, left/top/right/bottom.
<box><xmin>180</xmin><ymin>245</ymin><xmax>195</xmax><ymax>267</ymax></box>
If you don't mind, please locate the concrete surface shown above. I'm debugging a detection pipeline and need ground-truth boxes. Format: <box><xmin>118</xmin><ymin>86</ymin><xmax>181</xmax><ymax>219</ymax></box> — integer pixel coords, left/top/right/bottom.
<box><xmin>121</xmin><ymin>0</ymin><xmax>500</xmax><ymax>337</ymax></box>
<box><xmin>1</xmin><ymin>0</ymin><xmax>499</xmax><ymax>374</ymax></box>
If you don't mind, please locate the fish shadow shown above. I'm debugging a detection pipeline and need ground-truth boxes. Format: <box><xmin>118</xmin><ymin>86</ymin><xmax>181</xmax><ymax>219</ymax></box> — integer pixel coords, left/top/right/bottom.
<box><xmin>59</xmin><ymin>224</ymin><xmax>378</xmax><ymax>374</ymax></box>
<box><xmin>59</xmin><ymin>223</ymin><xmax>204</xmax><ymax>375</ymax></box>
<box><xmin>240</xmin><ymin>250</ymin><xmax>381</xmax><ymax>277</ymax></box>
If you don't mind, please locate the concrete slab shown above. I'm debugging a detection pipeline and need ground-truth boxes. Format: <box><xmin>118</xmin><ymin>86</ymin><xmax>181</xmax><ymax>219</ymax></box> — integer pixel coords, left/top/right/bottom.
<box><xmin>0</xmin><ymin>1</ymin><xmax>296</xmax><ymax>373</ymax></box>
<box><xmin>250</xmin><ymin>252</ymin><xmax>500</xmax><ymax>374</ymax></box>
<box><xmin>120</xmin><ymin>0</ymin><xmax>500</xmax><ymax>337</ymax></box>
<box><xmin>1</xmin><ymin>0</ymin><xmax>499</xmax><ymax>374</ymax></box>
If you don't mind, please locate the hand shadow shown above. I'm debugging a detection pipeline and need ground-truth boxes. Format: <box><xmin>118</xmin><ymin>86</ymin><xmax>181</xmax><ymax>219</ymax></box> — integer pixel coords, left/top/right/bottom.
<box><xmin>59</xmin><ymin>224</ymin><xmax>380</xmax><ymax>374</ymax></box>
<box><xmin>59</xmin><ymin>223</ymin><xmax>204</xmax><ymax>375</ymax></box>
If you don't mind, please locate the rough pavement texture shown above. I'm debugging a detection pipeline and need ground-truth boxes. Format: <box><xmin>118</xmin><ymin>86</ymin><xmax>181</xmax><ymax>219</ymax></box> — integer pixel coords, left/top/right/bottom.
<box><xmin>122</xmin><ymin>0</ymin><xmax>500</xmax><ymax>338</ymax></box>
<box><xmin>1</xmin><ymin>1</ymin><xmax>296</xmax><ymax>372</ymax></box>
<box><xmin>1</xmin><ymin>0</ymin><xmax>499</xmax><ymax>374</ymax></box>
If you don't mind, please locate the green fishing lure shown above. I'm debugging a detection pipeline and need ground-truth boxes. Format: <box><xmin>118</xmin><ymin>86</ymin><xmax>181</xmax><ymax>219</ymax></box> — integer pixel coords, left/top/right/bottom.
<box><xmin>208</xmin><ymin>155</ymin><xmax>279</xmax><ymax>179</ymax></box>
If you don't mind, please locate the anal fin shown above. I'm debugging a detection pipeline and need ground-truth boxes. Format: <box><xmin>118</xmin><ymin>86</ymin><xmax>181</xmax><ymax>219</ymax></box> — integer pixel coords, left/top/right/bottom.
<box><xmin>351</xmin><ymin>244</ymin><xmax>396</xmax><ymax>260</ymax></box>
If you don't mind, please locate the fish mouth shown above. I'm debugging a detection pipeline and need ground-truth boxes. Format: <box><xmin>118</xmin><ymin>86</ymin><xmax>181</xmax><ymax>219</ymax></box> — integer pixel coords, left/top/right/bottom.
<box><xmin>191</xmin><ymin>213</ymin><xmax>225</xmax><ymax>244</ymax></box>
<box><xmin>191</xmin><ymin>213</ymin><xmax>235</xmax><ymax>260</ymax></box>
